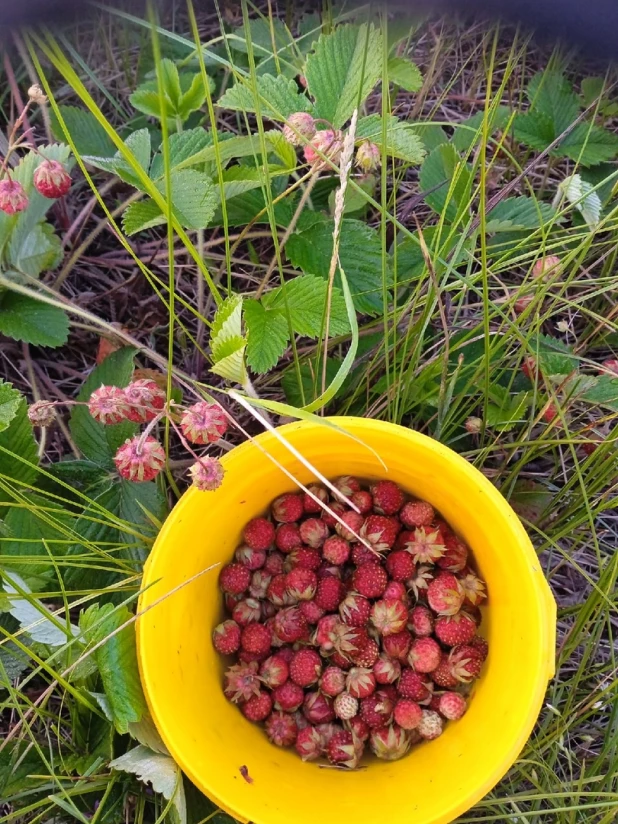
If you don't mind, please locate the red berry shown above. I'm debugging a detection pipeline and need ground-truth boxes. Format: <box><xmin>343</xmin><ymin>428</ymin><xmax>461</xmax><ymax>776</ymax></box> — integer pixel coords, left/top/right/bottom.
<box><xmin>339</xmin><ymin>593</ymin><xmax>371</xmax><ymax>627</ymax></box>
<box><xmin>235</xmin><ymin>545</ymin><xmax>266</xmax><ymax>570</ymax></box>
<box><xmin>0</xmin><ymin>178</ymin><xmax>28</xmax><ymax>213</ymax></box>
<box><xmin>327</xmin><ymin>729</ymin><xmax>363</xmax><ymax>768</ymax></box>
<box><xmin>360</xmin><ymin>691</ymin><xmax>394</xmax><ymax>729</ymax></box>
<box><xmin>275</xmin><ymin>523</ymin><xmax>301</xmax><ymax>553</ymax></box>
<box><xmin>263</xmin><ymin>552</ymin><xmax>285</xmax><ymax>575</ymax></box>
<box><xmin>180</xmin><ymin>401</ymin><xmax>228</xmax><ymax>444</ymax></box>
<box><xmin>286</xmin><ymin>546</ymin><xmax>321</xmax><ymax>570</ymax></box>
<box><xmin>314</xmin><ymin>614</ymin><xmax>340</xmax><ymax>651</ymax></box>
<box><xmin>272</xmin><ymin>493</ymin><xmax>304</xmax><ymax>523</ymax></box>
<box><xmin>33</xmin><ymin>159</ymin><xmax>71</xmax><ymax>198</ymax></box>
<box><xmin>468</xmin><ymin>635</ymin><xmax>489</xmax><ymax>661</ymax></box>
<box><xmin>373</xmin><ymin>654</ymin><xmax>401</xmax><ymax>685</ymax></box>
<box><xmin>123</xmin><ymin>379</ymin><xmax>166</xmax><ymax>423</ymax></box>
<box><xmin>232</xmin><ymin>597</ymin><xmax>262</xmax><ymax>626</ymax></box>
<box><xmin>407</xmin><ymin>637</ymin><xmax>441</xmax><ymax>673</ymax></box>
<box><xmin>189</xmin><ymin>456</ymin><xmax>224</xmax><ymax>491</ymax></box>
<box><xmin>437</xmin><ymin>535</ymin><xmax>469</xmax><ymax>572</ymax></box>
<box><xmin>434</xmin><ymin>611</ymin><xmax>477</xmax><ymax>646</ymax></box>
<box><xmin>418</xmin><ymin>709</ymin><xmax>443</xmax><ymax>740</ymax></box>
<box><xmin>267</xmin><ymin>574</ymin><xmax>292</xmax><ymax>607</ymax></box>
<box><xmin>346</xmin><ymin>667</ymin><xmax>376</xmax><ymax>699</ymax></box>
<box><xmin>382</xmin><ymin>630</ymin><xmax>412</xmax><ymax>662</ymax></box>
<box><xmin>383</xmin><ymin>581</ymin><xmax>408</xmax><ymax>602</ymax></box>
<box><xmin>333</xmin><ymin>475</ymin><xmax>361</xmax><ymax>497</ymax></box>
<box><xmin>273</xmin><ymin>606</ymin><xmax>308</xmax><ymax>643</ymax></box>
<box><xmin>408</xmin><ymin>605</ymin><xmax>434</xmax><ymax>637</ymax></box>
<box><xmin>400</xmin><ymin>500</ymin><xmax>434</xmax><ymax>528</ymax></box>
<box><xmin>334</xmin><ymin>691</ymin><xmax>359</xmax><ymax>720</ymax></box>
<box><xmin>114</xmin><ymin>436</ymin><xmax>165</xmax><ymax>482</ymax></box>
<box><xmin>370</xmin><ymin>599</ymin><xmax>408</xmax><ymax>636</ymax></box>
<box><xmin>295</xmin><ymin>725</ymin><xmax>323</xmax><ymax>760</ymax></box>
<box><xmin>273</xmin><ymin>680</ymin><xmax>305</xmax><ymax>711</ymax></box>
<box><xmin>351</xmin><ymin>543</ymin><xmax>377</xmax><ymax>566</ymax></box>
<box><xmin>361</xmin><ymin>515</ymin><xmax>399</xmax><ymax>550</ymax></box>
<box><xmin>303</xmin><ymin>691</ymin><xmax>335</xmax><ymax>724</ymax></box>
<box><xmin>321</xmin><ymin>501</ymin><xmax>346</xmax><ymax>528</ymax></box>
<box><xmin>458</xmin><ymin>570</ymin><xmax>487</xmax><ymax>606</ymax></box>
<box><xmin>346</xmin><ymin>715</ymin><xmax>370</xmax><ymax>742</ymax></box>
<box><xmin>240</xmin><ymin>622</ymin><xmax>272</xmax><ymax>656</ymax></box>
<box><xmin>398</xmin><ymin>668</ymin><xmax>433</xmax><ymax>702</ymax></box>
<box><xmin>394</xmin><ymin>699</ymin><xmax>422</xmax><ymax>730</ymax></box>
<box><xmin>350</xmin><ymin>489</ymin><xmax>373</xmax><ymax>514</ymax></box>
<box><xmin>277</xmin><ymin>647</ymin><xmax>295</xmax><ymax>664</ymax></box>
<box><xmin>402</xmin><ymin>527</ymin><xmax>446</xmax><ymax>564</ymax></box>
<box><xmin>386</xmin><ymin>550</ymin><xmax>415</xmax><ymax>582</ymax></box>
<box><xmin>335</xmin><ymin>510</ymin><xmax>364</xmax><ymax>541</ymax></box>
<box><xmin>265</xmin><ymin>710</ymin><xmax>297</xmax><ymax>747</ymax></box>
<box><xmin>369</xmin><ymin>723</ymin><xmax>411</xmax><ymax>760</ymax></box>
<box><xmin>322</xmin><ymin>535</ymin><xmax>350</xmax><ymax>565</ymax></box>
<box><xmin>242</xmin><ymin>691</ymin><xmax>272</xmax><ymax>722</ymax></box>
<box><xmin>431</xmin><ymin>654</ymin><xmax>459</xmax><ymax>688</ymax></box>
<box><xmin>303</xmin><ymin>485</ymin><xmax>329</xmax><ymax>514</ymax></box>
<box><xmin>427</xmin><ymin>572</ymin><xmax>465</xmax><ymax>615</ymax></box>
<box><xmin>352</xmin><ymin>563</ymin><xmax>388</xmax><ymax>599</ymax></box>
<box><xmin>320</xmin><ymin>666</ymin><xmax>347</xmax><ymax>696</ymax></box>
<box><xmin>89</xmin><ymin>386</ymin><xmax>132</xmax><ymax>426</ymax></box>
<box><xmin>351</xmin><ymin>637</ymin><xmax>380</xmax><ymax>668</ymax></box>
<box><xmin>243</xmin><ymin>518</ymin><xmax>275</xmax><ymax>551</ymax></box>
<box><xmin>249</xmin><ymin>570</ymin><xmax>272</xmax><ymax>600</ymax></box>
<box><xmin>286</xmin><ymin>568</ymin><xmax>317</xmax><ymax>601</ymax></box>
<box><xmin>314</xmin><ymin>576</ymin><xmax>345</xmax><ymax>611</ymax></box>
<box><xmin>330</xmin><ymin>651</ymin><xmax>353</xmax><ymax>670</ymax></box>
<box><xmin>449</xmin><ymin>645</ymin><xmax>484</xmax><ymax>683</ymax></box>
<box><xmin>438</xmin><ymin>691</ymin><xmax>467</xmax><ymax>720</ymax></box>
<box><xmin>299</xmin><ymin>599</ymin><xmax>325</xmax><ymax>624</ymax></box>
<box><xmin>370</xmin><ymin>480</ymin><xmax>404</xmax><ymax>515</ymax></box>
<box><xmin>219</xmin><ymin>563</ymin><xmax>251</xmax><ymax>595</ymax></box>
<box><xmin>224</xmin><ymin>661</ymin><xmax>261</xmax><ymax>703</ymax></box>
<box><xmin>289</xmin><ymin>648</ymin><xmax>322</xmax><ymax>687</ymax></box>
<box><xmin>212</xmin><ymin>619</ymin><xmax>241</xmax><ymax>654</ymax></box>
<box><xmin>299</xmin><ymin>517</ymin><xmax>330</xmax><ymax>548</ymax></box>
<box><xmin>259</xmin><ymin>654</ymin><xmax>289</xmax><ymax>688</ymax></box>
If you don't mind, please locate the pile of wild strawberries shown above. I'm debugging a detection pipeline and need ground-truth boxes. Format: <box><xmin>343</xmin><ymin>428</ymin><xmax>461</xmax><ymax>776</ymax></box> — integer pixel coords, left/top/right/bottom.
<box><xmin>213</xmin><ymin>478</ymin><xmax>488</xmax><ymax>768</ymax></box>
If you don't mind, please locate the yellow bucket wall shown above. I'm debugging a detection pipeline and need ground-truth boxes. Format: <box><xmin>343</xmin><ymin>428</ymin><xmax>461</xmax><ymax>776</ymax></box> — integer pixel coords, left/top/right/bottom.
<box><xmin>137</xmin><ymin>418</ymin><xmax>556</xmax><ymax>824</ymax></box>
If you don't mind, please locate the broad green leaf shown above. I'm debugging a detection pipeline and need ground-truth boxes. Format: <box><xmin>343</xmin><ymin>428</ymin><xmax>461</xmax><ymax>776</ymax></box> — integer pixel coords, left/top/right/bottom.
<box><xmin>513</xmin><ymin>110</ymin><xmax>556</xmax><ymax>153</ymax></box>
<box><xmin>7</xmin><ymin>222</ymin><xmax>62</xmax><ymax>277</ymax></box>
<box><xmin>218</xmin><ymin>74</ymin><xmax>311</xmax><ymax>121</ymax></box>
<box><xmin>530</xmin><ymin>334</ymin><xmax>578</xmax><ymax>377</ymax></box>
<box><xmin>69</xmin><ymin>348</ymin><xmax>137</xmax><ymax>467</ymax></box>
<box><xmin>558</xmin><ymin>173</ymin><xmax>602</xmax><ymax>228</ymax></box>
<box><xmin>128</xmin><ymin>712</ymin><xmax>169</xmax><ymax>754</ymax></box>
<box><xmin>122</xmin><ymin>200</ymin><xmax>167</xmax><ymax>235</ymax></box>
<box><xmin>305</xmin><ymin>23</ymin><xmax>383</xmax><ymax>128</ymax></box>
<box><xmin>581</xmin><ymin>375</ymin><xmax>618</xmax><ymax>411</ymax></box>
<box><xmin>410</xmin><ymin>124</ymin><xmax>450</xmax><ymax>152</ymax></box>
<box><xmin>160</xmin><ymin>58</ymin><xmax>182</xmax><ymax>108</ymax></box>
<box><xmin>80</xmin><ymin>603</ymin><xmax>147</xmax><ymax>733</ymax></box>
<box><xmin>178</xmin><ymin>73</ymin><xmax>211</xmax><ymax>120</ymax></box>
<box><xmin>263</xmin><ymin>274</ymin><xmax>350</xmax><ymax>337</ymax></box>
<box><xmin>154</xmin><ymin>169</ymin><xmax>217</xmax><ymax>230</ymax></box>
<box><xmin>149</xmin><ymin>128</ymin><xmax>213</xmax><ymax>178</ymax></box>
<box><xmin>0</xmin><ymin>631</ymin><xmax>32</xmax><ymax>681</ymax></box>
<box><xmin>581</xmin><ymin>76</ymin><xmax>618</xmax><ymax>116</ymax></box>
<box><xmin>0</xmin><ymin>381</ymin><xmax>21</xmax><ymax>432</ymax></box>
<box><xmin>419</xmin><ymin>143</ymin><xmax>472</xmax><ymax>222</ymax></box>
<box><xmin>211</xmin><ymin>294</ymin><xmax>243</xmax><ymax>357</ymax></box>
<box><xmin>558</xmin><ymin>122</ymin><xmax>618</xmax><ymax>165</ymax></box>
<box><xmin>387</xmin><ymin>56</ymin><xmax>422</xmax><ymax>91</ymax></box>
<box><xmin>175</xmin><ymin>131</ymin><xmax>283</xmax><ymax>170</ymax></box>
<box><xmin>244</xmin><ymin>300</ymin><xmax>289</xmax><ymax>373</ymax></box>
<box><xmin>526</xmin><ymin>71</ymin><xmax>580</xmax><ymax>134</ymax></box>
<box><xmin>485</xmin><ymin>196</ymin><xmax>558</xmax><ymax>232</ymax></box>
<box><xmin>3</xmin><ymin>571</ymin><xmax>79</xmax><ymax>646</ymax></box>
<box><xmin>210</xmin><ymin>341</ymin><xmax>247</xmax><ymax>384</ymax></box>
<box><xmin>486</xmin><ymin>391</ymin><xmax>531</xmax><ymax>432</ymax></box>
<box><xmin>508</xmin><ymin>480</ymin><xmax>554</xmax><ymax>524</ymax></box>
<box><xmin>216</xmin><ymin>184</ymin><xmax>294</xmax><ymax>227</ymax></box>
<box><xmin>232</xmin><ymin>18</ymin><xmax>296</xmax><ymax>68</ymax></box>
<box><xmin>452</xmin><ymin>105</ymin><xmax>511</xmax><ymax>152</ymax></box>
<box><xmin>110</xmin><ymin>746</ymin><xmax>186</xmax><ymax>824</ymax></box>
<box><xmin>0</xmin><ymin>293</ymin><xmax>69</xmax><ymax>347</ymax></box>
<box><xmin>50</xmin><ymin>105</ymin><xmax>116</xmax><ymax>157</ymax></box>
<box><xmin>86</xmin><ymin>130</ymin><xmax>151</xmax><ymax>187</ymax></box>
<box><xmin>355</xmin><ymin>114</ymin><xmax>426</xmax><ymax>164</ymax></box>
<box><xmin>0</xmin><ymin>397</ymin><xmax>38</xmax><ymax>485</ymax></box>
<box><xmin>128</xmin><ymin>87</ymin><xmax>163</xmax><ymax>119</ymax></box>
<box><xmin>286</xmin><ymin>218</ymin><xmax>391</xmax><ymax>315</ymax></box>
<box><xmin>122</xmin><ymin>128</ymin><xmax>152</xmax><ymax>174</ymax></box>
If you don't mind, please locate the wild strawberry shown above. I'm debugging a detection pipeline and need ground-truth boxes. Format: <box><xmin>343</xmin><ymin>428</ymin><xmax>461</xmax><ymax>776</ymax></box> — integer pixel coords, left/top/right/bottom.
<box><xmin>316</xmin><ymin>722</ymin><xmax>340</xmax><ymax>749</ymax></box>
<box><xmin>373</xmin><ymin>654</ymin><xmax>401</xmax><ymax>685</ymax></box>
<box><xmin>351</xmin><ymin>543</ymin><xmax>376</xmax><ymax>566</ymax></box>
<box><xmin>249</xmin><ymin>569</ymin><xmax>272</xmax><ymax>599</ymax></box>
<box><xmin>408</xmin><ymin>605</ymin><xmax>434</xmax><ymax>637</ymax></box>
<box><xmin>299</xmin><ymin>599</ymin><xmax>325</xmax><ymax>624</ymax></box>
<box><xmin>27</xmin><ymin>400</ymin><xmax>56</xmax><ymax>427</ymax></box>
<box><xmin>352</xmin><ymin>563</ymin><xmax>388</xmax><ymax>599</ymax></box>
<box><xmin>223</xmin><ymin>661</ymin><xmax>261</xmax><ymax>703</ymax></box>
<box><xmin>438</xmin><ymin>691</ymin><xmax>467</xmax><ymax>720</ymax></box>
<box><xmin>273</xmin><ymin>680</ymin><xmax>305</xmax><ymax>712</ymax></box>
<box><xmin>437</xmin><ymin>535</ymin><xmax>468</xmax><ymax>572</ymax></box>
<box><xmin>321</xmin><ymin>501</ymin><xmax>346</xmax><ymax>527</ymax></box>
<box><xmin>334</xmin><ymin>691</ymin><xmax>359</xmax><ymax>720</ymax></box>
<box><xmin>331</xmin><ymin>624</ymin><xmax>369</xmax><ymax>659</ymax></box>
<box><xmin>382</xmin><ymin>630</ymin><xmax>412</xmax><ymax>662</ymax></box>
<box><xmin>394</xmin><ymin>699</ymin><xmax>422</xmax><ymax>730</ymax></box>
<box><xmin>238</xmin><ymin>647</ymin><xmax>270</xmax><ymax>664</ymax></box>
<box><xmin>346</xmin><ymin>667</ymin><xmax>376</xmax><ymax>699</ymax></box>
<box><xmin>346</xmin><ymin>715</ymin><xmax>370</xmax><ymax>742</ymax></box>
<box><xmin>243</xmin><ymin>518</ymin><xmax>275</xmax><ymax>550</ymax></box>
<box><xmin>265</xmin><ymin>710</ymin><xmax>297</xmax><ymax>747</ymax></box>
<box><xmin>468</xmin><ymin>635</ymin><xmax>489</xmax><ymax>661</ymax></box>
<box><xmin>418</xmin><ymin>709</ymin><xmax>443</xmax><ymax>740</ymax></box>
<box><xmin>408</xmin><ymin>638</ymin><xmax>441</xmax><ymax>673</ymax></box>
<box><xmin>283</xmin><ymin>111</ymin><xmax>316</xmax><ymax>145</ymax></box>
<box><xmin>330</xmin><ymin>651</ymin><xmax>353</xmax><ymax>670</ymax></box>
<box><xmin>431</xmin><ymin>654</ymin><xmax>459</xmax><ymax>688</ymax></box>
<box><xmin>370</xmin><ymin>480</ymin><xmax>404</xmax><ymax>515</ymax></box>
<box><xmin>317</xmin><ymin>562</ymin><xmax>342</xmax><ymax>579</ymax></box>
<box><xmin>361</xmin><ymin>515</ymin><xmax>399</xmax><ymax>551</ymax></box>
<box><xmin>350</xmin><ymin>489</ymin><xmax>373</xmax><ymax>514</ymax></box>
<box><xmin>434</xmin><ymin>611</ymin><xmax>477</xmax><ymax>646</ymax></box>
<box><xmin>464</xmin><ymin>416</ymin><xmax>482</xmax><ymax>434</ymax></box>
<box><xmin>303</xmin><ymin>691</ymin><xmax>335</xmax><ymax>724</ymax></box>
<box><xmin>224</xmin><ymin>592</ymin><xmax>242</xmax><ymax>613</ymax></box>
<box><xmin>303</xmin><ymin>484</ymin><xmax>329</xmax><ymax>513</ymax></box>
<box><xmin>335</xmin><ymin>510</ymin><xmax>364</xmax><ymax>542</ymax></box>
<box><xmin>212</xmin><ymin>620</ymin><xmax>241</xmax><ymax>654</ymax></box>
<box><xmin>351</xmin><ymin>638</ymin><xmax>380</xmax><ymax>668</ymax></box>
<box><xmin>360</xmin><ymin>691</ymin><xmax>394</xmax><ymax>729</ymax></box>
<box><xmin>427</xmin><ymin>572</ymin><xmax>465</xmax><ymax>615</ymax></box>
<box><xmin>295</xmin><ymin>725</ymin><xmax>323</xmax><ymax>761</ymax></box>
<box><xmin>286</xmin><ymin>568</ymin><xmax>317</xmax><ymax>601</ymax></box>
<box><xmin>232</xmin><ymin>598</ymin><xmax>262</xmax><ymax>627</ymax></box>
<box><xmin>240</xmin><ymin>622</ymin><xmax>272</xmax><ymax>656</ymax></box>
<box><xmin>370</xmin><ymin>599</ymin><xmax>408</xmax><ymax>636</ymax></box>
<box><xmin>428</xmin><ymin>692</ymin><xmax>443</xmax><ymax>712</ymax></box>
<box><xmin>188</xmin><ymin>457</ymin><xmax>224</xmax><ymax>491</ymax></box>
<box><xmin>532</xmin><ymin>255</ymin><xmax>561</xmax><ymax>279</ymax></box>
<box><xmin>275</xmin><ymin>523</ymin><xmax>301</xmax><ymax>553</ymax></box>
<box><xmin>289</xmin><ymin>649</ymin><xmax>322</xmax><ymax>687</ymax></box>
<box><xmin>33</xmin><ymin>159</ymin><xmax>71</xmax><ymax>198</ymax></box>
<box><xmin>369</xmin><ymin>723</ymin><xmax>411</xmax><ymax>760</ymax></box>
<box><xmin>327</xmin><ymin>729</ymin><xmax>363</xmax><ymax>768</ymax></box>
<box><xmin>333</xmin><ymin>475</ymin><xmax>361</xmax><ymax>497</ymax></box>
<box><xmin>89</xmin><ymin>385</ymin><xmax>130</xmax><ymax>424</ymax></box>
<box><xmin>386</xmin><ymin>550</ymin><xmax>415</xmax><ymax>582</ymax></box>
<box><xmin>355</xmin><ymin>141</ymin><xmax>381</xmax><ymax>172</ymax></box>
<box><xmin>400</xmin><ymin>500</ymin><xmax>435</xmax><ymax>528</ymax></box>
<box><xmin>339</xmin><ymin>593</ymin><xmax>371</xmax><ymax>627</ymax></box>
<box><xmin>267</xmin><ymin>574</ymin><xmax>292</xmax><ymax>607</ymax></box>
<box><xmin>263</xmin><ymin>552</ymin><xmax>285</xmax><ymax>575</ymax></box>
<box><xmin>522</xmin><ymin>355</ymin><xmax>539</xmax><ymax>382</ymax></box>
<box><xmin>261</xmin><ymin>601</ymin><xmax>276</xmax><ymax>620</ymax></box>
<box><xmin>123</xmin><ymin>379</ymin><xmax>166</xmax><ymax>423</ymax></box>
<box><xmin>272</xmin><ymin>492</ymin><xmax>304</xmax><ymax>523</ymax></box>
<box><xmin>322</xmin><ymin>535</ymin><xmax>350</xmax><ymax>565</ymax></box>
<box><xmin>314</xmin><ymin>614</ymin><xmax>340</xmax><ymax>651</ymax></box>
<box><xmin>242</xmin><ymin>691</ymin><xmax>273</xmax><ymax>722</ymax></box>
<box><xmin>277</xmin><ymin>647</ymin><xmax>295</xmax><ymax>665</ymax></box>
<box><xmin>259</xmin><ymin>654</ymin><xmax>289</xmax><ymax>688</ymax></box>
<box><xmin>286</xmin><ymin>546</ymin><xmax>321</xmax><ymax>570</ymax></box>
<box><xmin>459</xmin><ymin>570</ymin><xmax>487</xmax><ymax>606</ymax></box>
<box><xmin>273</xmin><ymin>606</ymin><xmax>308</xmax><ymax>643</ymax></box>
<box><xmin>320</xmin><ymin>666</ymin><xmax>347</xmax><ymax>697</ymax></box>
<box><xmin>235</xmin><ymin>545</ymin><xmax>266</xmax><ymax>570</ymax></box>
<box><xmin>408</xmin><ymin>564</ymin><xmax>436</xmax><ymax>600</ymax></box>
<box><xmin>449</xmin><ymin>645</ymin><xmax>483</xmax><ymax>683</ymax></box>
<box><xmin>398</xmin><ymin>669</ymin><xmax>433</xmax><ymax>703</ymax></box>
<box><xmin>300</xmin><ymin>517</ymin><xmax>330</xmax><ymax>548</ymax></box>
<box><xmin>0</xmin><ymin>178</ymin><xmax>28</xmax><ymax>213</ymax></box>
<box><xmin>314</xmin><ymin>576</ymin><xmax>345</xmax><ymax>611</ymax></box>
<box><xmin>403</xmin><ymin>527</ymin><xmax>446</xmax><ymax>564</ymax></box>
<box><xmin>180</xmin><ymin>401</ymin><xmax>227</xmax><ymax>444</ymax></box>
<box><xmin>219</xmin><ymin>563</ymin><xmax>251</xmax><ymax>595</ymax></box>
<box><xmin>383</xmin><ymin>581</ymin><xmax>409</xmax><ymax>602</ymax></box>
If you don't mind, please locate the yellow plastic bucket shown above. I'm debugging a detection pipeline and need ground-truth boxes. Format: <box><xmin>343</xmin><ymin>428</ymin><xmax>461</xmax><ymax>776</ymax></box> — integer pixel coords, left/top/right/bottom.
<box><xmin>137</xmin><ymin>417</ymin><xmax>556</xmax><ymax>824</ymax></box>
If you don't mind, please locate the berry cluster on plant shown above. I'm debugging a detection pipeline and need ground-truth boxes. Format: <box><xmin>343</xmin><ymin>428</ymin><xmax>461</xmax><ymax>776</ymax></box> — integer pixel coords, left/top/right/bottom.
<box><xmin>213</xmin><ymin>478</ymin><xmax>488</xmax><ymax>767</ymax></box>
